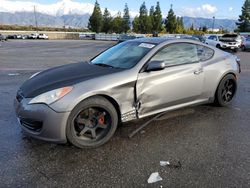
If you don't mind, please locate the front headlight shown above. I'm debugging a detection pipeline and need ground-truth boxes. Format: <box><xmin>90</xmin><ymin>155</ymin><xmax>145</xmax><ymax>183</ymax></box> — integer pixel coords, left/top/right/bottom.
<box><xmin>29</xmin><ymin>86</ymin><xmax>73</xmax><ymax>105</ymax></box>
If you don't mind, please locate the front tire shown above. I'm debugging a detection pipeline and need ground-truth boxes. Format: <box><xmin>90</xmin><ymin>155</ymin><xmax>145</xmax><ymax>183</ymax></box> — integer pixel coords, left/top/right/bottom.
<box><xmin>66</xmin><ymin>96</ymin><xmax>118</xmax><ymax>148</ymax></box>
<box><xmin>214</xmin><ymin>74</ymin><xmax>237</xmax><ymax>107</ymax></box>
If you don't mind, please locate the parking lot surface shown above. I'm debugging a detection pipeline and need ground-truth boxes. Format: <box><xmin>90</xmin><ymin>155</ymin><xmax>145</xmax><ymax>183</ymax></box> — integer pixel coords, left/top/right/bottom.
<box><xmin>0</xmin><ymin>40</ymin><xmax>250</xmax><ymax>187</ymax></box>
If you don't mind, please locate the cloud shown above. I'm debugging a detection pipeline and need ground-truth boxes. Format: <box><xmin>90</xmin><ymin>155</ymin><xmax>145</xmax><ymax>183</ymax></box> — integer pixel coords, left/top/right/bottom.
<box><xmin>180</xmin><ymin>4</ymin><xmax>218</xmax><ymax>18</ymax></box>
<box><xmin>229</xmin><ymin>7</ymin><xmax>233</xmax><ymax>11</ymax></box>
<box><xmin>1</xmin><ymin>0</ymin><xmax>138</xmax><ymax>17</ymax></box>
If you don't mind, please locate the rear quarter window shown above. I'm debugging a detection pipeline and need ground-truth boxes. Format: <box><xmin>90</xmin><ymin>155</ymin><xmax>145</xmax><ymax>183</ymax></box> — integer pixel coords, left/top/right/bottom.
<box><xmin>197</xmin><ymin>45</ymin><xmax>214</xmax><ymax>61</ymax></box>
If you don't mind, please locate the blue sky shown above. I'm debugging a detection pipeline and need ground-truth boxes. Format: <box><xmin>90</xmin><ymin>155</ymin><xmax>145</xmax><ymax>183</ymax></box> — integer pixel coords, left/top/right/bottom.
<box><xmin>9</xmin><ymin>0</ymin><xmax>245</xmax><ymax>19</ymax></box>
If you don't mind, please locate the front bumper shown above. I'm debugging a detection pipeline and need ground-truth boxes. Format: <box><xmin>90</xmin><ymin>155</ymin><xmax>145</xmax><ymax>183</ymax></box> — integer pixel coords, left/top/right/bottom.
<box><xmin>221</xmin><ymin>44</ymin><xmax>240</xmax><ymax>50</ymax></box>
<box><xmin>14</xmin><ymin>98</ymin><xmax>70</xmax><ymax>143</ymax></box>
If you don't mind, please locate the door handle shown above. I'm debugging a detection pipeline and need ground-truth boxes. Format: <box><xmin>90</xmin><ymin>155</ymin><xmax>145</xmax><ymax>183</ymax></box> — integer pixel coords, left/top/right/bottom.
<box><xmin>194</xmin><ymin>68</ymin><xmax>203</xmax><ymax>75</ymax></box>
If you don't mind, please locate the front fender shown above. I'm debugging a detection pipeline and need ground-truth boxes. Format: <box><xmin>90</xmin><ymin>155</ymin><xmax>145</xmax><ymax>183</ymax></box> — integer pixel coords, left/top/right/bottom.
<box><xmin>49</xmin><ymin>72</ymin><xmax>137</xmax><ymax>119</ymax></box>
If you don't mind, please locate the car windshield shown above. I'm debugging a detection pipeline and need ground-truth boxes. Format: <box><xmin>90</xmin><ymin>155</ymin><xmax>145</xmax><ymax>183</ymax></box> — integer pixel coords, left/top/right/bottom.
<box><xmin>91</xmin><ymin>41</ymin><xmax>155</xmax><ymax>69</ymax></box>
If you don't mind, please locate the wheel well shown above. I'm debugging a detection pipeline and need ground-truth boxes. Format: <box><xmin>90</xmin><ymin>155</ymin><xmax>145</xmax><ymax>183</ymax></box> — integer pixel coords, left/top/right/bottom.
<box><xmin>216</xmin><ymin>44</ymin><xmax>220</xmax><ymax>48</ymax></box>
<box><xmin>219</xmin><ymin>73</ymin><xmax>237</xmax><ymax>85</ymax></box>
<box><xmin>75</xmin><ymin>95</ymin><xmax>122</xmax><ymax>123</ymax></box>
<box><xmin>97</xmin><ymin>95</ymin><xmax>121</xmax><ymax>123</ymax></box>
<box><xmin>227</xmin><ymin>72</ymin><xmax>237</xmax><ymax>79</ymax></box>
<box><xmin>215</xmin><ymin>72</ymin><xmax>237</xmax><ymax>96</ymax></box>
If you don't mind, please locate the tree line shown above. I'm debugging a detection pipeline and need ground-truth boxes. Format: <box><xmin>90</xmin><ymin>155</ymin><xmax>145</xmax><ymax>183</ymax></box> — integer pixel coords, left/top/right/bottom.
<box><xmin>88</xmin><ymin>1</ymin><xmax>189</xmax><ymax>35</ymax></box>
<box><xmin>88</xmin><ymin>1</ymin><xmax>131</xmax><ymax>34</ymax></box>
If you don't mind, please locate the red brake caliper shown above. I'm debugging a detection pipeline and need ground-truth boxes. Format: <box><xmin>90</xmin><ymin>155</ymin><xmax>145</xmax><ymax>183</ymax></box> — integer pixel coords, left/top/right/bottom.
<box><xmin>98</xmin><ymin>113</ymin><xmax>105</xmax><ymax>125</ymax></box>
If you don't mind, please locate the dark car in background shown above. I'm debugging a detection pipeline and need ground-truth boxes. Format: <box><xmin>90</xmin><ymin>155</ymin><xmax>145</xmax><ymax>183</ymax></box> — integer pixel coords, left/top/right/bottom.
<box><xmin>7</xmin><ymin>35</ymin><xmax>17</xmax><ymax>39</ymax></box>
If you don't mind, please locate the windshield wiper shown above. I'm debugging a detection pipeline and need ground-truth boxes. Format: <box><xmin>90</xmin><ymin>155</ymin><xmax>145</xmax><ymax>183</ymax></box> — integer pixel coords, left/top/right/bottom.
<box><xmin>94</xmin><ymin>63</ymin><xmax>115</xmax><ymax>68</ymax></box>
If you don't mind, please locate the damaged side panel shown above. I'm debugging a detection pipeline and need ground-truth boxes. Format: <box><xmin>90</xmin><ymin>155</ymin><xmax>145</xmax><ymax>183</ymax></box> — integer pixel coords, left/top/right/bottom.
<box><xmin>136</xmin><ymin>63</ymin><xmax>204</xmax><ymax>118</ymax></box>
<box><xmin>106</xmin><ymin>81</ymin><xmax>138</xmax><ymax>122</ymax></box>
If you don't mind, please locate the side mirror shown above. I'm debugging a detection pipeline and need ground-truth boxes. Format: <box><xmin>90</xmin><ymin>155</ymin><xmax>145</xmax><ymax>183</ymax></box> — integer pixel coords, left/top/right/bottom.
<box><xmin>146</xmin><ymin>61</ymin><xmax>165</xmax><ymax>72</ymax></box>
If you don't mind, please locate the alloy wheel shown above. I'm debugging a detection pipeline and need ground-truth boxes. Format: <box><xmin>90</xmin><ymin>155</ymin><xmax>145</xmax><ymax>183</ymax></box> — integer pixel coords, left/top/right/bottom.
<box><xmin>221</xmin><ymin>79</ymin><xmax>236</xmax><ymax>103</ymax></box>
<box><xmin>72</xmin><ymin>107</ymin><xmax>111</xmax><ymax>142</ymax></box>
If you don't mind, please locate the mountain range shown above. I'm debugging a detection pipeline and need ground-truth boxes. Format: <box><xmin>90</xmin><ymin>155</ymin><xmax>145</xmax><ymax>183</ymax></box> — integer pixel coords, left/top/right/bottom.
<box><xmin>0</xmin><ymin>0</ymin><xmax>237</xmax><ymax>31</ymax></box>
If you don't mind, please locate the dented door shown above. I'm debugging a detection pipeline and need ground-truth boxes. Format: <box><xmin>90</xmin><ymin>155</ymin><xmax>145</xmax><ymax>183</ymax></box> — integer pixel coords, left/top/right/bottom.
<box><xmin>136</xmin><ymin>42</ymin><xmax>205</xmax><ymax>117</ymax></box>
<box><xmin>136</xmin><ymin>63</ymin><xmax>204</xmax><ymax>117</ymax></box>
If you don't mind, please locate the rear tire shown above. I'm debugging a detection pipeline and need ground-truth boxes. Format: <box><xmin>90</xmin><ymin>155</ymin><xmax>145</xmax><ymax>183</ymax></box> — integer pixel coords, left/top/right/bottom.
<box><xmin>66</xmin><ymin>96</ymin><xmax>118</xmax><ymax>148</ymax></box>
<box><xmin>214</xmin><ymin>74</ymin><xmax>237</xmax><ymax>107</ymax></box>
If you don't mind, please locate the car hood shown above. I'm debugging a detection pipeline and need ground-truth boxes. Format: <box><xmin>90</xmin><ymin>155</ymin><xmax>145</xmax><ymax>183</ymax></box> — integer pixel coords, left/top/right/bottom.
<box><xmin>20</xmin><ymin>62</ymin><xmax>123</xmax><ymax>98</ymax></box>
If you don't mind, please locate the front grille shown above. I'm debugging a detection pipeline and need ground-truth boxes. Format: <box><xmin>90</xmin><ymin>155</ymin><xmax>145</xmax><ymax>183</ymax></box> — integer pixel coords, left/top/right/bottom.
<box><xmin>16</xmin><ymin>90</ymin><xmax>24</xmax><ymax>102</ymax></box>
<box><xmin>20</xmin><ymin>118</ymin><xmax>43</xmax><ymax>132</ymax></box>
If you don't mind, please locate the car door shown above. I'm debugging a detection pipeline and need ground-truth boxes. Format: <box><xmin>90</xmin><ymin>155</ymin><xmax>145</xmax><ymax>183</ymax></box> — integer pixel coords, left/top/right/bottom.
<box><xmin>206</xmin><ymin>35</ymin><xmax>216</xmax><ymax>46</ymax></box>
<box><xmin>136</xmin><ymin>42</ymin><xmax>204</xmax><ymax>117</ymax></box>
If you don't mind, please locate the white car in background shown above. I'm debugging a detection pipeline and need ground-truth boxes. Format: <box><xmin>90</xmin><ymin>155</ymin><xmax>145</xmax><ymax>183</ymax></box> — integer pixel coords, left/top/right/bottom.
<box><xmin>38</xmin><ymin>33</ymin><xmax>49</xmax><ymax>40</ymax></box>
<box><xmin>29</xmin><ymin>33</ymin><xmax>39</xmax><ymax>39</ymax></box>
<box><xmin>205</xmin><ymin>34</ymin><xmax>242</xmax><ymax>52</ymax></box>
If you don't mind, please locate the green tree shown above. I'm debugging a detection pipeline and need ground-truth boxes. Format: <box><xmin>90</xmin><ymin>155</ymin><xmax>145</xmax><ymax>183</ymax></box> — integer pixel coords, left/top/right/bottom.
<box><xmin>112</xmin><ymin>12</ymin><xmax>123</xmax><ymax>33</ymax></box>
<box><xmin>148</xmin><ymin>6</ymin><xmax>154</xmax><ymax>33</ymax></box>
<box><xmin>102</xmin><ymin>8</ymin><xmax>112</xmax><ymax>33</ymax></box>
<box><xmin>149</xmin><ymin>6</ymin><xmax>155</xmax><ymax>16</ymax></box>
<box><xmin>122</xmin><ymin>3</ymin><xmax>131</xmax><ymax>33</ymax></box>
<box><xmin>139</xmin><ymin>2</ymin><xmax>149</xmax><ymax>33</ymax></box>
<box><xmin>202</xmin><ymin>26</ymin><xmax>208</xmax><ymax>32</ymax></box>
<box><xmin>237</xmin><ymin>0</ymin><xmax>250</xmax><ymax>32</ymax></box>
<box><xmin>88</xmin><ymin>0</ymin><xmax>103</xmax><ymax>33</ymax></box>
<box><xmin>176</xmin><ymin>17</ymin><xmax>184</xmax><ymax>34</ymax></box>
<box><xmin>132</xmin><ymin>16</ymin><xmax>140</xmax><ymax>33</ymax></box>
<box><xmin>165</xmin><ymin>4</ymin><xmax>177</xmax><ymax>34</ymax></box>
<box><xmin>190</xmin><ymin>23</ymin><xmax>194</xmax><ymax>30</ymax></box>
<box><xmin>153</xmin><ymin>2</ymin><xmax>162</xmax><ymax>34</ymax></box>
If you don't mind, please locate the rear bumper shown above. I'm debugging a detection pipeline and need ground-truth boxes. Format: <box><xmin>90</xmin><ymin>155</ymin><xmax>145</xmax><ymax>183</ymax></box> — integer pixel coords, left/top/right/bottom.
<box><xmin>14</xmin><ymin>98</ymin><xmax>70</xmax><ymax>143</ymax></box>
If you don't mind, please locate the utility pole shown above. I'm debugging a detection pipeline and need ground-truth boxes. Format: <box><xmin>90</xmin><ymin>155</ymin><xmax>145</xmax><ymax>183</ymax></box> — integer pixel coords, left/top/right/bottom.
<box><xmin>34</xmin><ymin>5</ymin><xmax>38</xmax><ymax>32</ymax></box>
<box><xmin>212</xmin><ymin>16</ymin><xmax>215</xmax><ymax>32</ymax></box>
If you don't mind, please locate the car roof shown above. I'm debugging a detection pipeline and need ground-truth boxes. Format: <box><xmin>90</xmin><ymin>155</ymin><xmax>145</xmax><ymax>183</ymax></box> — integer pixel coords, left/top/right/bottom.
<box><xmin>130</xmin><ymin>37</ymin><xmax>204</xmax><ymax>45</ymax></box>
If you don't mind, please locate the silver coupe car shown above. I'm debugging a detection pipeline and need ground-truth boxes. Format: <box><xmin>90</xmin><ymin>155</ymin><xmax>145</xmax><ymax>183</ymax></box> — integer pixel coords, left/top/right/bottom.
<box><xmin>14</xmin><ymin>38</ymin><xmax>241</xmax><ymax>148</ymax></box>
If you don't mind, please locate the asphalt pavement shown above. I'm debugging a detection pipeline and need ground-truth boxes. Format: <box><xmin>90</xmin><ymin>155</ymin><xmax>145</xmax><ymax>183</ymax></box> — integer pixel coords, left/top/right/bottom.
<box><xmin>0</xmin><ymin>40</ymin><xmax>249</xmax><ymax>187</ymax></box>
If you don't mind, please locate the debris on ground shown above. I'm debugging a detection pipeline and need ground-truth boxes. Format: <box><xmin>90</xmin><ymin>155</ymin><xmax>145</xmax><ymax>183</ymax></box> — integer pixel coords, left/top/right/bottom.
<box><xmin>156</xmin><ymin>108</ymin><xmax>195</xmax><ymax>121</ymax></box>
<box><xmin>160</xmin><ymin>161</ymin><xmax>170</xmax><ymax>166</ymax></box>
<box><xmin>128</xmin><ymin>108</ymin><xmax>194</xmax><ymax>138</ymax></box>
<box><xmin>147</xmin><ymin>172</ymin><xmax>163</xmax><ymax>184</ymax></box>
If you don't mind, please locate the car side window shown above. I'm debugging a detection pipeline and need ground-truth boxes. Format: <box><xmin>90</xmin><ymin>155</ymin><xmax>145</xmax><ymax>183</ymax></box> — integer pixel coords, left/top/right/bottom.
<box><xmin>150</xmin><ymin>43</ymin><xmax>199</xmax><ymax>67</ymax></box>
<box><xmin>197</xmin><ymin>45</ymin><xmax>214</xmax><ymax>61</ymax></box>
<box><xmin>208</xmin><ymin>35</ymin><xmax>217</xmax><ymax>41</ymax></box>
